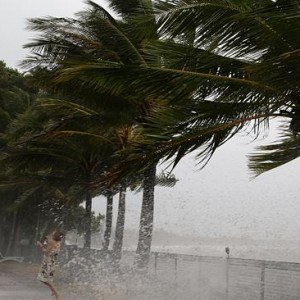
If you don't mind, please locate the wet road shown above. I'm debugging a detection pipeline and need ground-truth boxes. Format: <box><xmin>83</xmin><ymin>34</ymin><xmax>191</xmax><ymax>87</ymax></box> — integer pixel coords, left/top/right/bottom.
<box><xmin>0</xmin><ymin>271</ymin><xmax>49</xmax><ymax>299</ymax></box>
<box><xmin>0</xmin><ymin>262</ymin><xmax>86</xmax><ymax>300</ymax></box>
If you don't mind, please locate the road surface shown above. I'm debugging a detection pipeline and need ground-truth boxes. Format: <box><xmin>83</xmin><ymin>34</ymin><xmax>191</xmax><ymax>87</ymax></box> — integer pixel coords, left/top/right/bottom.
<box><xmin>0</xmin><ymin>262</ymin><xmax>86</xmax><ymax>300</ymax></box>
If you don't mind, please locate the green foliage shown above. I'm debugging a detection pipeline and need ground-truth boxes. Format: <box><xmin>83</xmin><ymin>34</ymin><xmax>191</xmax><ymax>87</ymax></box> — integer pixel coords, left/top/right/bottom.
<box><xmin>0</xmin><ymin>61</ymin><xmax>36</xmax><ymax>126</ymax></box>
<box><xmin>119</xmin><ymin>0</ymin><xmax>300</xmax><ymax>173</ymax></box>
<box><xmin>248</xmin><ymin>123</ymin><xmax>300</xmax><ymax>176</ymax></box>
<box><xmin>3</xmin><ymin>0</ymin><xmax>298</xmax><ymax>256</ymax></box>
<box><xmin>0</xmin><ymin>61</ymin><xmax>37</xmax><ymax>147</ymax></box>
<box><xmin>15</xmin><ymin>1</ymin><xmax>300</xmax><ymax>179</ymax></box>
<box><xmin>39</xmin><ymin>200</ymin><xmax>104</xmax><ymax>235</ymax></box>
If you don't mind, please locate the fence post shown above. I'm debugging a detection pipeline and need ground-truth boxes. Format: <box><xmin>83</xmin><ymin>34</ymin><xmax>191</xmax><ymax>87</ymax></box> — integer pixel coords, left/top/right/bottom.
<box><xmin>175</xmin><ymin>256</ymin><xmax>178</xmax><ymax>281</ymax></box>
<box><xmin>154</xmin><ymin>252</ymin><xmax>158</xmax><ymax>276</ymax></box>
<box><xmin>260</xmin><ymin>262</ymin><xmax>265</xmax><ymax>300</ymax></box>
<box><xmin>226</xmin><ymin>257</ymin><xmax>229</xmax><ymax>300</ymax></box>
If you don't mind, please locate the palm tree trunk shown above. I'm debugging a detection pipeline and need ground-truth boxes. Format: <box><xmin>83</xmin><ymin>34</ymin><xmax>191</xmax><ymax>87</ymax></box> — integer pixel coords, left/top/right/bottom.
<box><xmin>84</xmin><ymin>190</ymin><xmax>92</xmax><ymax>249</ymax></box>
<box><xmin>0</xmin><ymin>217</ymin><xmax>5</xmax><ymax>253</ymax></box>
<box><xmin>135</xmin><ymin>163</ymin><xmax>156</xmax><ymax>268</ymax></box>
<box><xmin>112</xmin><ymin>184</ymin><xmax>126</xmax><ymax>260</ymax></box>
<box><xmin>35</xmin><ymin>209</ymin><xmax>40</xmax><ymax>241</ymax></box>
<box><xmin>102</xmin><ymin>192</ymin><xmax>113</xmax><ymax>251</ymax></box>
<box><xmin>13</xmin><ymin>219</ymin><xmax>21</xmax><ymax>256</ymax></box>
<box><xmin>5</xmin><ymin>212</ymin><xmax>17</xmax><ymax>256</ymax></box>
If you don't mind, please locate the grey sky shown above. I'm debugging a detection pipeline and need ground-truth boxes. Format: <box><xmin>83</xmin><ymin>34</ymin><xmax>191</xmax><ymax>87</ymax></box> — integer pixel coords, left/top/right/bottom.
<box><xmin>1</xmin><ymin>0</ymin><xmax>299</xmax><ymax>242</ymax></box>
<box><xmin>0</xmin><ymin>0</ymin><xmax>109</xmax><ymax>68</ymax></box>
<box><xmin>101</xmin><ymin>126</ymin><xmax>300</xmax><ymax>241</ymax></box>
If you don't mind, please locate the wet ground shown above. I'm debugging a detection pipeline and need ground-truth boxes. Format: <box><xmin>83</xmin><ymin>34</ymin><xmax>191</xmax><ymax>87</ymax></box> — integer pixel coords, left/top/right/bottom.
<box><xmin>0</xmin><ymin>262</ymin><xmax>86</xmax><ymax>300</ymax></box>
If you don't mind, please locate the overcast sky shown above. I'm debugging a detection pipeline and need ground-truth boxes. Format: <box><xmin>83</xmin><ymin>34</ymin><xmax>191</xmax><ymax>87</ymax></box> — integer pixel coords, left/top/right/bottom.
<box><xmin>1</xmin><ymin>0</ymin><xmax>299</xmax><ymax>243</ymax></box>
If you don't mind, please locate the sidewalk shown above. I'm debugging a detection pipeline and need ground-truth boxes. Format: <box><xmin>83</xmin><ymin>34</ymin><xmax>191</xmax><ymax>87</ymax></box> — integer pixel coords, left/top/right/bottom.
<box><xmin>0</xmin><ymin>262</ymin><xmax>87</xmax><ymax>300</ymax></box>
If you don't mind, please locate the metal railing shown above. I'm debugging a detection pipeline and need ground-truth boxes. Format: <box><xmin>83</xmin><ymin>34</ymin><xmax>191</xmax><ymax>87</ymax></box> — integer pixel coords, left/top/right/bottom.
<box><xmin>62</xmin><ymin>247</ymin><xmax>300</xmax><ymax>299</ymax></box>
<box><xmin>147</xmin><ymin>252</ymin><xmax>300</xmax><ymax>300</ymax></box>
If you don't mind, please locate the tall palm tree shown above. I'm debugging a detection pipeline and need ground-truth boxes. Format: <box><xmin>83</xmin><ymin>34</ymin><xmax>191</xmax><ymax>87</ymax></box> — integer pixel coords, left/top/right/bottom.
<box><xmin>112</xmin><ymin>183</ymin><xmax>126</xmax><ymax>260</ymax></box>
<box><xmin>137</xmin><ymin>0</ymin><xmax>300</xmax><ymax>168</ymax></box>
<box><xmin>22</xmin><ymin>0</ymin><xmax>165</xmax><ymax>266</ymax></box>
<box><xmin>2</xmin><ymin>128</ymin><xmax>117</xmax><ymax>248</ymax></box>
<box><xmin>96</xmin><ymin>0</ymin><xmax>299</xmax><ymax>174</ymax></box>
<box><xmin>110</xmin><ymin>170</ymin><xmax>178</xmax><ymax>261</ymax></box>
<box><xmin>22</xmin><ymin>0</ymin><xmax>300</xmax><ymax>266</ymax></box>
<box><xmin>42</xmin><ymin>1</ymin><xmax>300</xmax><ymax>266</ymax></box>
<box><xmin>102</xmin><ymin>189</ymin><xmax>114</xmax><ymax>251</ymax></box>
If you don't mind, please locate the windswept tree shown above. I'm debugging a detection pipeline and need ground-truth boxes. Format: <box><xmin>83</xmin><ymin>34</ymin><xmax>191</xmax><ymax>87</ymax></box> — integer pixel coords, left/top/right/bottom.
<box><xmin>100</xmin><ymin>0</ymin><xmax>300</xmax><ymax>177</ymax></box>
<box><xmin>22</xmin><ymin>0</ymin><xmax>166</xmax><ymax>267</ymax></box>
<box><xmin>111</xmin><ymin>170</ymin><xmax>178</xmax><ymax>260</ymax></box>
<box><xmin>0</xmin><ymin>61</ymin><xmax>36</xmax><ymax>137</ymax></box>
<box><xmin>19</xmin><ymin>0</ymin><xmax>299</xmax><ymax>267</ymax></box>
<box><xmin>136</xmin><ymin>0</ymin><xmax>300</xmax><ymax>169</ymax></box>
<box><xmin>0</xmin><ymin>180</ymin><xmax>103</xmax><ymax>256</ymax></box>
<box><xmin>3</xmin><ymin>104</ymin><xmax>119</xmax><ymax>249</ymax></box>
<box><xmin>0</xmin><ymin>61</ymin><xmax>38</xmax><ymax>255</ymax></box>
<box><xmin>101</xmin><ymin>189</ymin><xmax>115</xmax><ymax>251</ymax></box>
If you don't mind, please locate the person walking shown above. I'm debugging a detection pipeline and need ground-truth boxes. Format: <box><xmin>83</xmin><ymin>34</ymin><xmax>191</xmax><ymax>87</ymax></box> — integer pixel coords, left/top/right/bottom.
<box><xmin>36</xmin><ymin>230</ymin><xmax>64</xmax><ymax>300</ymax></box>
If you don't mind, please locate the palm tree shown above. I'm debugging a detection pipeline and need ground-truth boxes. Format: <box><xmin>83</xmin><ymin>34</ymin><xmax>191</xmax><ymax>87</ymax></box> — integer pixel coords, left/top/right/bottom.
<box><xmin>92</xmin><ymin>0</ymin><xmax>299</xmax><ymax>175</ymax></box>
<box><xmin>134</xmin><ymin>0</ymin><xmax>300</xmax><ymax>168</ymax></box>
<box><xmin>110</xmin><ymin>170</ymin><xmax>178</xmax><ymax>261</ymax></box>
<box><xmin>22</xmin><ymin>0</ymin><xmax>165</xmax><ymax>266</ymax></box>
<box><xmin>0</xmin><ymin>61</ymin><xmax>38</xmax><ymax>255</ymax></box>
<box><xmin>22</xmin><ymin>0</ymin><xmax>299</xmax><ymax>266</ymax></box>
<box><xmin>112</xmin><ymin>183</ymin><xmax>126</xmax><ymax>260</ymax></box>
<box><xmin>2</xmin><ymin>128</ymin><xmax>117</xmax><ymax>248</ymax></box>
<box><xmin>114</xmin><ymin>1</ymin><xmax>299</xmax><ymax>167</ymax></box>
<box><xmin>102</xmin><ymin>189</ymin><xmax>114</xmax><ymax>251</ymax></box>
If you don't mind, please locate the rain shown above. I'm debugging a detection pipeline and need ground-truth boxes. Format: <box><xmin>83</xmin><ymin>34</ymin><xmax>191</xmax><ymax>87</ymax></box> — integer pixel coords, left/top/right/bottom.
<box><xmin>0</xmin><ymin>0</ymin><xmax>300</xmax><ymax>299</ymax></box>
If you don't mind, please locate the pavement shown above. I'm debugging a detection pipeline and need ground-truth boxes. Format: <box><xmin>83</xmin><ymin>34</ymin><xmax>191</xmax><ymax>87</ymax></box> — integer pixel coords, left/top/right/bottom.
<box><xmin>0</xmin><ymin>262</ymin><xmax>87</xmax><ymax>300</ymax></box>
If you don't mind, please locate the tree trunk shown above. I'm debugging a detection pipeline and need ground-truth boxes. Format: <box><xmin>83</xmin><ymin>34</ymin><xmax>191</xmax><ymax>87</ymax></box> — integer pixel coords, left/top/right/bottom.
<box><xmin>0</xmin><ymin>216</ymin><xmax>5</xmax><ymax>253</ymax></box>
<box><xmin>135</xmin><ymin>163</ymin><xmax>156</xmax><ymax>268</ymax></box>
<box><xmin>12</xmin><ymin>219</ymin><xmax>21</xmax><ymax>256</ymax></box>
<box><xmin>112</xmin><ymin>184</ymin><xmax>126</xmax><ymax>260</ymax></box>
<box><xmin>84</xmin><ymin>190</ymin><xmax>92</xmax><ymax>249</ymax></box>
<box><xmin>5</xmin><ymin>212</ymin><xmax>17</xmax><ymax>256</ymax></box>
<box><xmin>35</xmin><ymin>209</ymin><xmax>40</xmax><ymax>241</ymax></box>
<box><xmin>102</xmin><ymin>192</ymin><xmax>113</xmax><ymax>251</ymax></box>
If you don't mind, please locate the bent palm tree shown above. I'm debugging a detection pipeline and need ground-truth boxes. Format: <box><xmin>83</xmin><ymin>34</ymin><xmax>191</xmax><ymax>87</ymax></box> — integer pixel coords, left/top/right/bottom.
<box><xmin>104</xmin><ymin>0</ymin><xmax>300</xmax><ymax>172</ymax></box>
<box><xmin>139</xmin><ymin>0</ymin><xmax>300</xmax><ymax>168</ymax></box>
<box><xmin>102</xmin><ymin>189</ymin><xmax>114</xmax><ymax>251</ymax></box>
<box><xmin>21</xmin><ymin>0</ymin><xmax>300</xmax><ymax>264</ymax></box>
<box><xmin>31</xmin><ymin>0</ymin><xmax>296</xmax><ymax>171</ymax></box>
<box><xmin>23</xmin><ymin>0</ymin><xmax>163</xmax><ymax>266</ymax></box>
<box><xmin>3</xmin><ymin>128</ymin><xmax>117</xmax><ymax>248</ymax></box>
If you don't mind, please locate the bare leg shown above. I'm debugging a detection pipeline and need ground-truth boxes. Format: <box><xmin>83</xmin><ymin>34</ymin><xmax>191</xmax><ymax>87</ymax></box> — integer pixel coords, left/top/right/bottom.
<box><xmin>43</xmin><ymin>282</ymin><xmax>61</xmax><ymax>300</ymax></box>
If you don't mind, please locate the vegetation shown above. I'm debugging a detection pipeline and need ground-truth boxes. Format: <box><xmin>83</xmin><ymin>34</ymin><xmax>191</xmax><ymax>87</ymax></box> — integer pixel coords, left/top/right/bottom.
<box><xmin>0</xmin><ymin>0</ymin><xmax>299</xmax><ymax>270</ymax></box>
<box><xmin>101</xmin><ymin>0</ymin><xmax>299</xmax><ymax>175</ymax></box>
<box><xmin>20</xmin><ymin>0</ymin><xmax>173</xmax><ymax>266</ymax></box>
<box><xmin>0</xmin><ymin>62</ymin><xmax>104</xmax><ymax>255</ymax></box>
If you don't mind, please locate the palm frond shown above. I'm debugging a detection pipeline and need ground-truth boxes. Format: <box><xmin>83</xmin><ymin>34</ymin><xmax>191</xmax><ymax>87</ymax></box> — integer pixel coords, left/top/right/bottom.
<box><xmin>154</xmin><ymin>0</ymin><xmax>299</xmax><ymax>58</ymax></box>
<box><xmin>8</xmin><ymin>186</ymin><xmax>40</xmax><ymax>211</ymax></box>
<box><xmin>248</xmin><ymin>124</ymin><xmax>300</xmax><ymax>177</ymax></box>
<box><xmin>155</xmin><ymin>171</ymin><xmax>178</xmax><ymax>187</ymax></box>
<box><xmin>49</xmin><ymin>61</ymin><xmax>279</xmax><ymax>107</ymax></box>
<box><xmin>24</xmin><ymin>1</ymin><xmax>146</xmax><ymax>69</ymax></box>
